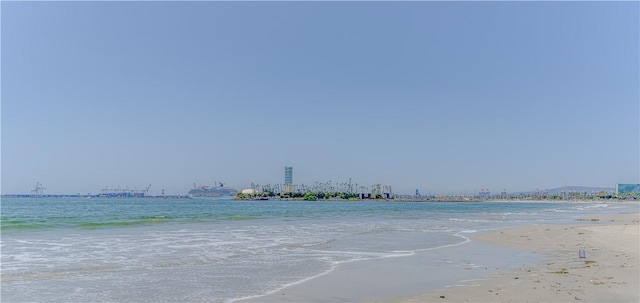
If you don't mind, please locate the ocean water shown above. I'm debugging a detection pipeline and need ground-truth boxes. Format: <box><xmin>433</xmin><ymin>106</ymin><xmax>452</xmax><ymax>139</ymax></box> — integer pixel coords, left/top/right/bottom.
<box><xmin>1</xmin><ymin>198</ymin><xmax>637</xmax><ymax>302</ymax></box>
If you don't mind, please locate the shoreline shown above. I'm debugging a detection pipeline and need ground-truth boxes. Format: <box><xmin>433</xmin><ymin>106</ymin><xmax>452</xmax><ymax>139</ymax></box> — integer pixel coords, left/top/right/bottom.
<box><xmin>4</xmin><ymin>195</ymin><xmax>638</xmax><ymax>204</ymax></box>
<box><xmin>238</xmin><ymin>232</ymin><xmax>542</xmax><ymax>303</ymax></box>
<box><xmin>234</xmin><ymin>197</ymin><xmax>639</xmax><ymax>204</ymax></box>
<box><xmin>239</xmin><ymin>210</ymin><xmax>639</xmax><ymax>303</ymax></box>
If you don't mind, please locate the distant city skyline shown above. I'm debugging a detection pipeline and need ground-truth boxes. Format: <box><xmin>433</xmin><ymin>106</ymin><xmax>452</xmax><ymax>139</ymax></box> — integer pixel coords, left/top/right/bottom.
<box><xmin>2</xmin><ymin>2</ymin><xmax>638</xmax><ymax>195</ymax></box>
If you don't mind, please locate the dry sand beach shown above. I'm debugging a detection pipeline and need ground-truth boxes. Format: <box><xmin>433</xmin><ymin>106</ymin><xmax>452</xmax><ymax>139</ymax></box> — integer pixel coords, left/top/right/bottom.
<box><xmin>400</xmin><ymin>212</ymin><xmax>640</xmax><ymax>303</ymax></box>
<box><xmin>242</xmin><ymin>210</ymin><xmax>639</xmax><ymax>303</ymax></box>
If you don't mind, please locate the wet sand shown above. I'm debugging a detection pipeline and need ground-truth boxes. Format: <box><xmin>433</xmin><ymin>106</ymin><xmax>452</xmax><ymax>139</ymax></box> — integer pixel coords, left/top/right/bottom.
<box><xmin>239</xmin><ymin>212</ymin><xmax>639</xmax><ymax>303</ymax></box>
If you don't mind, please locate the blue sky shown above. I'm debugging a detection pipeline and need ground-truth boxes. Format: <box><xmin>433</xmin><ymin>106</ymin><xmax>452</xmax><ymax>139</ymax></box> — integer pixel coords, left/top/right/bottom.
<box><xmin>2</xmin><ymin>2</ymin><xmax>638</xmax><ymax>195</ymax></box>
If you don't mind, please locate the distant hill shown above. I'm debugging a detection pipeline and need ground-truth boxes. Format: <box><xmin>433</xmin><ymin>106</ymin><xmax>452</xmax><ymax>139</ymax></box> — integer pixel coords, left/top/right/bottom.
<box><xmin>518</xmin><ymin>186</ymin><xmax>615</xmax><ymax>195</ymax></box>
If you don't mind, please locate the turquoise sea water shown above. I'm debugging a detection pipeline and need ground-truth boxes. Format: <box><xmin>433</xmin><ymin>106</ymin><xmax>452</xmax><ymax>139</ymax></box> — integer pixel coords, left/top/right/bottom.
<box><xmin>2</xmin><ymin>198</ymin><xmax>637</xmax><ymax>302</ymax></box>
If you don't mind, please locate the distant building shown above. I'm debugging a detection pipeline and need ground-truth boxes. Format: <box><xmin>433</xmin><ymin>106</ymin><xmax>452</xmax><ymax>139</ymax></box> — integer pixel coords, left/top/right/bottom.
<box><xmin>616</xmin><ymin>184</ymin><xmax>640</xmax><ymax>194</ymax></box>
<box><xmin>241</xmin><ymin>189</ymin><xmax>259</xmax><ymax>195</ymax></box>
<box><xmin>285</xmin><ymin>166</ymin><xmax>293</xmax><ymax>184</ymax></box>
<box><xmin>284</xmin><ymin>166</ymin><xmax>293</xmax><ymax>192</ymax></box>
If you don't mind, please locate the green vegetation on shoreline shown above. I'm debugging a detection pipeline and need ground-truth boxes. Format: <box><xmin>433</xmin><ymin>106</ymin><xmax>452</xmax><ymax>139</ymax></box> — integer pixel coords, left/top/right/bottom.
<box><xmin>235</xmin><ymin>190</ymin><xmax>640</xmax><ymax>202</ymax></box>
<box><xmin>235</xmin><ymin>191</ymin><xmax>364</xmax><ymax>201</ymax></box>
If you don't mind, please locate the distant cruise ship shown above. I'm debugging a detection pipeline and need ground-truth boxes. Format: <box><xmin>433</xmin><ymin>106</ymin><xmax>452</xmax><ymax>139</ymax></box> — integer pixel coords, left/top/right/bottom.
<box><xmin>188</xmin><ymin>182</ymin><xmax>237</xmax><ymax>198</ymax></box>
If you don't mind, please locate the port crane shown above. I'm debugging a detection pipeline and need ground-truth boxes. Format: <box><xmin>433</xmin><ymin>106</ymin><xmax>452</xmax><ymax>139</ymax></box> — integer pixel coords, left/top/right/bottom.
<box><xmin>143</xmin><ymin>184</ymin><xmax>152</xmax><ymax>196</ymax></box>
<box><xmin>31</xmin><ymin>182</ymin><xmax>46</xmax><ymax>197</ymax></box>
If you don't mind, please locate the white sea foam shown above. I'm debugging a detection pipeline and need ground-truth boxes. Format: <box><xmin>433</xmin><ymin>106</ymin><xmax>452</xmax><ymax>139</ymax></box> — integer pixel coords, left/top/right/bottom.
<box><xmin>448</xmin><ymin>218</ymin><xmax>499</xmax><ymax>223</ymax></box>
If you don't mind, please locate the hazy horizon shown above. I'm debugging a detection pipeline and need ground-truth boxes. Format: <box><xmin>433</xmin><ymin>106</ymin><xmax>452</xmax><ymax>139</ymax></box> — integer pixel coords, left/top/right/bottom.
<box><xmin>2</xmin><ymin>2</ymin><xmax>639</xmax><ymax>195</ymax></box>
